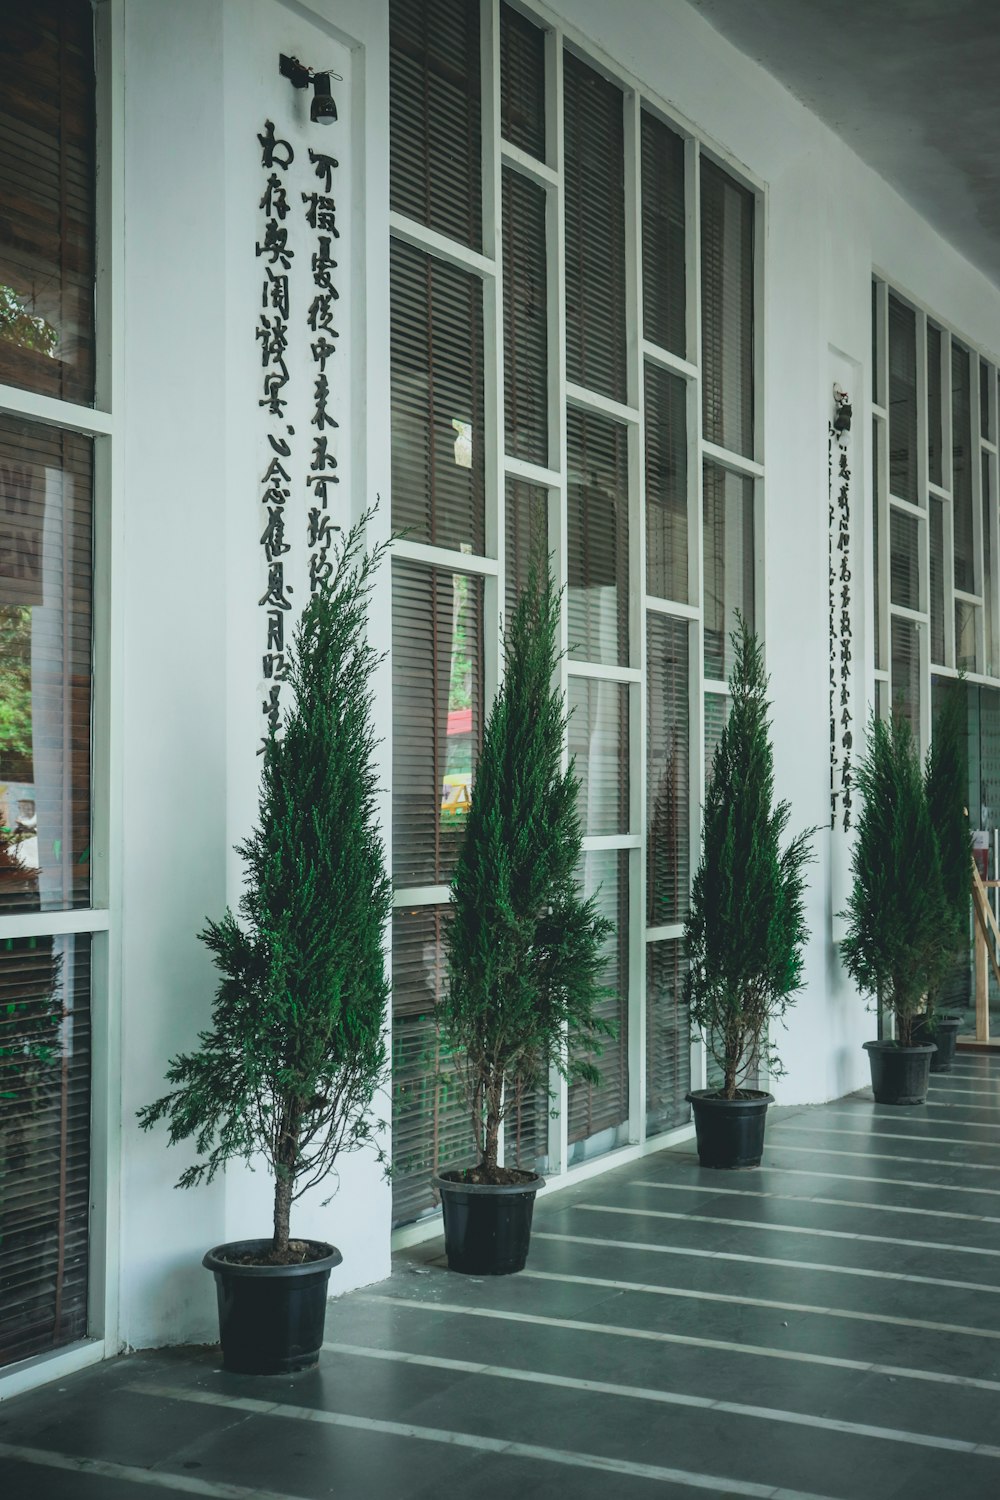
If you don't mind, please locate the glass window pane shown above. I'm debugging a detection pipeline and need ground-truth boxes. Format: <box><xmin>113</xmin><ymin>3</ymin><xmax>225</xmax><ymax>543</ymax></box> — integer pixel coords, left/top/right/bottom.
<box><xmin>703</xmin><ymin>462</ymin><xmax>754</xmax><ymax>682</ymax></box>
<box><xmin>500</xmin><ymin>3</ymin><xmax>545</xmax><ymax>159</ymax></box>
<box><xmin>873</xmin><ymin>417</ymin><xmax>885</xmax><ymax>671</ymax></box>
<box><xmin>0</xmin><ymin>2</ymin><xmax>95</xmax><ymax>405</ymax></box>
<box><xmin>647</xmin><ymin>614</ymin><xmax>690</xmax><ymax>925</ymax></box>
<box><xmin>930</xmin><ymin>496</ymin><xmax>945</xmax><ymax>666</ymax></box>
<box><xmin>0</xmin><ymin>932</ymin><xmax>90</xmax><ymax>1365</ymax></box>
<box><xmin>390</xmin><ymin>905</ymin><xmax>476</xmax><ymax>1227</ymax></box>
<box><xmin>891</xmin><ymin>615</ymin><xmax>921</xmax><ymax>740</ymax></box>
<box><xmin>567</xmin><ymin>408</ymin><xmax>629</xmax><ymax>667</ymax></box>
<box><xmin>700</xmin><ymin>159</ymin><xmax>754</xmax><ymax>458</ymax></box>
<box><xmin>888</xmin><ymin>295</ymin><xmax>917</xmax><ymax>504</ymax></box>
<box><xmin>889</xmin><ymin>508</ymin><xmax>920</xmax><ymax>611</ymax></box>
<box><xmin>502</xmin><ymin>168</ymin><xmax>548</xmax><ymax>466</ymax></box>
<box><xmin>389</xmin><ymin>0</ymin><xmax>482</xmax><ymax>250</ymax></box>
<box><xmin>956</xmin><ymin>598</ymin><xmax>978</xmax><ymax>674</ymax></box>
<box><xmin>927</xmin><ymin>324</ymin><xmax>943</xmax><ymax>488</ymax></box>
<box><xmin>871</xmin><ymin>282</ymin><xmax>881</xmax><ymax>408</ymax></box>
<box><xmin>641</xmin><ymin>112</ymin><xmax>686</xmax><ymax>358</ymax></box>
<box><xmin>0</xmin><ymin>417</ymin><xmax>92</xmax><ymax>915</ymax></box>
<box><xmin>390</xmin><ymin>240</ymin><xmax>485</xmax><ymax>553</ymax></box>
<box><xmin>645</xmin><ymin>364</ymin><xmax>688</xmax><ymax>602</ymax></box>
<box><xmin>505</xmin><ymin>478</ymin><xmax>548</xmax><ymax>621</ymax></box>
<box><xmin>564</xmin><ymin>52</ymin><xmax>627</xmax><ymax>402</ymax></box>
<box><xmin>646</xmin><ymin>938</ymin><xmax>690</xmax><ymax>1137</ymax></box>
<box><xmin>982</xmin><ymin>360</ymin><xmax>993</xmax><ymax>444</ymax></box>
<box><xmin>985</xmin><ymin>451</ymin><xmax>996</xmax><ymax>677</ymax></box>
<box><xmin>704</xmin><ymin>691</ymin><xmax>729</xmax><ymax>788</ymax></box>
<box><xmin>391</xmin><ymin>561</ymin><xmax>483</xmax><ymax>887</ymax></box>
<box><xmin>953</xmin><ymin>341</ymin><xmax>975</xmax><ymax>593</ymax></box>
<box><xmin>568</xmin><ymin>678</ymin><xmax>628</xmax><ymax>837</ymax></box>
<box><xmin>567</xmin><ymin>849</ymin><xmax>629</xmax><ymax>1157</ymax></box>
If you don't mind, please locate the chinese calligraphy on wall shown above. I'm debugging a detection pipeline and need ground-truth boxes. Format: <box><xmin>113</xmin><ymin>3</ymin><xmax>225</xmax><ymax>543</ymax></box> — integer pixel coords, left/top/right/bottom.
<box><xmin>829</xmin><ymin>387</ymin><xmax>853</xmax><ymax>830</ymax></box>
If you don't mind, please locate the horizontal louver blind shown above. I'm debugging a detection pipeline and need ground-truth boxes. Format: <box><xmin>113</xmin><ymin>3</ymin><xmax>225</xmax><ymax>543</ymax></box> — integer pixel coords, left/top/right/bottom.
<box><xmin>704</xmin><ymin>692</ymin><xmax>729</xmax><ymax>789</ymax></box>
<box><xmin>0</xmin><ymin>1</ymin><xmax>95</xmax><ymax>405</ymax></box>
<box><xmin>700</xmin><ymin>158</ymin><xmax>753</xmax><ymax>458</ymax></box>
<box><xmin>889</xmin><ymin>509</ymin><xmax>919</xmax><ymax>611</ymax></box>
<box><xmin>0</xmin><ymin>416</ymin><xmax>93</xmax><ymax>915</ymax></box>
<box><xmin>641</xmin><ymin>112</ymin><xmax>686</xmax><ymax>358</ymax></box>
<box><xmin>872</xmin><ymin>417</ymin><xmax>884</xmax><ymax>672</ymax></box>
<box><xmin>567</xmin><ymin>678</ymin><xmax>628</xmax><ymax>837</ymax></box>
<box><xmin>391</xmin><ymin>906</ymin><xmax>477</xmax><ymax>1227</ymax></box>
<box><xmin>645</xmin><ymin>363</ymin><xmax>688</xmax><ymax>602</ymax></box>
<box><xmin>984</xmin><ymin>453</ymin><xmax>996</xmax><ymax>676</ymax></box>
<box><xmin>891</xmin><ymin>615</ymin><xmax>921</xmax><ymax>741</ymax></box>
<box><xmin>392</xmin><ymin>560</ymin><xmax>483</xmax><ymax>888</ymax></box>
<box><xmin>563</xmin><ymin>52</ymin><xmax>626</xmax><ymax>402</ymax></box>
<box><xmin>389</xmin><ymin>0</ymin><xmax>481</xmax><ymax>250</ymax></box>
<box><xmin>647</xmin><ymin>614</ymin><xmax>690</xmax><ymax>925</ymax></box>
<box><xmin>930</xmin><ymin>497</ymin><xmax>945</xmax><ymax>665</ymax></box>
<box><xmin>887</xmin><ymin>294</ymin><xmax>917</xmax><ymax>505</ymax></box>
<box><xmin>646</xmin><ymin>939</ymin><xmax>689</xmax><ymax>1136</ymax></box>
<box><xmin>502</xmin><ymin>167</ymin><xmax>547</xmax><ymax>466</ymax></box>
<box><xmin>0</xmin><ymin>933</ymin><xmax>90</xmax><ymax>1368</ymax></box>
<box><xmin>505</xmin><ymin>478</ymin><xmax>548</xmax><ymax>621</ymax></box>
<box><xmin>567</xmin><ymin>408</ymin><xmax>629</xmax><ymax>666</ymax></box>
<box><xmin>390</xmin><ymin>239</ymin><xmax>485</xmax><ymax>554</ymax></box>
<box><xmin>500</xmin><ymin>3</ymin><xmax>545</xmax><ymax>159</ymax></box>
<box><xmin>956</xmin><ymin>599</ymin><xmax>977</xmax><ymax>673</ymax></box>
<box><xmin>952</xmin><ymin>341</ymin><xmax>974</xmax><ymax>593</ymax></box>
<box><xmin>568</xmin><ymin>850</ymin><xmax>629</xmax><ymax>1144</ymax></box>
<box><xmin>703</xmin><ymin>462</ymin><xmax>754</xmax><ymax>682</ymax></box>
<box><xmin>927</xmin><ymin>323</ymin><xmax>943</xmax><ymax>487</ymax></box>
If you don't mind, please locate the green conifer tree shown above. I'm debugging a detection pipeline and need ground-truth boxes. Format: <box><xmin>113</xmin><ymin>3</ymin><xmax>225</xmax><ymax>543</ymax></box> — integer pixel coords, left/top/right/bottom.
<box><xmin>924</xmin><ymin>682</ymin><xmax>971</xmax><ymax>1010</ymax></box>
<box><xmin>841</xmin><ymin>711</ymin><xmax>954</xmax><ymax>1046</ymax></box>
<box><xmin>684</xmin><ymin>619</ymin><xmax>813</xmax><ymax>1099</ymax></box>
<box><xmin>138</xmin><ymin>515</ymin><xmax>391</xmax><ymax>1260</ymax></box>
<box><xmin>440</xmin><ymin>560</ymin><xmax>614</xmax><ymax>1182</ymax></box>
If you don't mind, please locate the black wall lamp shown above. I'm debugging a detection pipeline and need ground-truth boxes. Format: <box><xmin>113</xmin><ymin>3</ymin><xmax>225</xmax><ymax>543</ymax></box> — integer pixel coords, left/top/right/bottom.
<box><xmin>279</xmin><ymin>53</ymin><xmax>340</xmax><ymax>125</ymax></box>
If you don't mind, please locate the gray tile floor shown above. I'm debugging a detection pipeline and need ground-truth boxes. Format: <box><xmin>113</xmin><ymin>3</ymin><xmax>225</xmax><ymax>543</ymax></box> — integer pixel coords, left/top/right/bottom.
<box><xmin>3</xmin><ymin>1055</ymin><xmax>1000</xmax><ymax>1498</ymax></box>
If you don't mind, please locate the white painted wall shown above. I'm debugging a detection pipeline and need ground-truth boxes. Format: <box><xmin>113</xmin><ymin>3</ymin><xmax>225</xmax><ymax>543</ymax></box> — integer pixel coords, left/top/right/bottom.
<box><xmin>113</xmin><ymin>0</ymin><xmax>1000</xmax><ymax>1352</ymax></box>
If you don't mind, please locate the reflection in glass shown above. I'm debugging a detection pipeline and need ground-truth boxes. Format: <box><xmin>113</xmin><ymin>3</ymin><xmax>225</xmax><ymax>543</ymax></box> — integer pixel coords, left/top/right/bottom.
<box><xmin>567</xmin><ymin>850</ymin><xmax>628</xmax><ymax>1161</ymax></box>
<box><xmin>891</xmin><ymin>616</ymin><xmax>921</xmax><ymax>740</ymax></box>
<box><xmin>567</xmin><ymin>678</ymin><xmax>628</xmax><ymax>837</ymax></box>
<box><xmin>703</xmin><ymin>463</ymin><xmax>754</xmax><ymax>682</ymax></box>
<box><xmin>0</xmin><ymin>417</ymin><xmax>92</xmax><ymax>914</ymax></box>
<box><xmin>567</xmin><ymin>408</ymin><xmax>629</xmax><ymax>667</ymax></box>
<box><xmin>647</xmin><ymin>615</ymin><xmax>689</xmax><ymax>925</ymax></box>
<box><xmin>645</xmin><ymin>364</ymin><xmax>688</xmax><ymax>602</ymax></box>
<box><xmin>646</xmin><ymin>939</ymin><xmax>690</xmax><ymax>1136</ymax></box>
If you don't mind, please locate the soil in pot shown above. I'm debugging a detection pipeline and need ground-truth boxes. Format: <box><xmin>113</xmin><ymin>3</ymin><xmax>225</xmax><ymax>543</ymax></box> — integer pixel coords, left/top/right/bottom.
<box><xmin>203</xmin><ymin>1238</ymin><xmax>341</xmax><ymax>1374</ymax></box>
<box><xmin>863</xmin><ymin>1040</ymin><xmax>936</xmax><ymax>1105</ymax></box>
<box><xmin>686</xmin><ymin>1089</ymin><xmax>774</xmax><ymax>1169</ymax></box>
<box><xmin>433</xmin><ymin>1170</ymin><xmax>543</xmax><ymax>1276</ymax></box>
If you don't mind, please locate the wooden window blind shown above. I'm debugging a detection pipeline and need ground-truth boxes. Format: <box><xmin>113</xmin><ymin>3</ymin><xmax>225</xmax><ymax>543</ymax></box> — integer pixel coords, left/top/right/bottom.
<box><xmin>563</xmin><ymin>51</ymin><xmax>627</xmax><ymax>402</ymax></box>
<box><xmin>645</xmin><ymin>363</ymin><xmax>688</xmax><ymax>602</ymax></box>
<box><xmin>0</xmin><ymin>0</ymin><xmax>95</xmax><ymax>405</ymax></box>
<box><xmin>887</xmin><ymin>294</ymin><xmax>918</xmax><ymax>505</ymax></box>
<box><xmin>891</xmin><ymin>615</ymin><xmax>921</xmax><ymax>741</ymax></box>
<box><xmin>504</xmin><ymin>477</ymin><xmax>548</xmax><ymax>621</ymax></box>
<box><xmin>502</xmin><ymin>167</ymin><xmax>548</xmax><ymax>467</ymax></box>
<box><xmin>0</xmin><ymin>933</ymin><xmax>90</xmax><ymax>1367</ymax></box>
<box><xmin>889</xmin><ymin>509</ymin><xmax>919</xmax><ymax>612</ymax></box>
<box><xmin>702</xmin><ymin>461</ymin><xmax>754</xmax><ymax>682</ymax></box>
<box><xmin>389</xmin><ymin>0</ymin><xmax>482</xmax><ymax>251</ymax></box>
<box><xmin>700</xmin><ymin>158</ymin><xmax>754</xmax><ymax>458</ymax></box>
<box><xmin>927</xmin><ymin>323</ymin><xmax>943</xmax><ymax>488</ymax></box>
<box><xmin>952</xmin><ymin>341</ymin><xmax>974</xmax><ymax>593</ymax></box>
<box><xmin>930</xmin><ymin>495</ymin><xmax>945</xmax><ymax>666</ymax></box>
<box><xmin>500</xmin><ymin>2</ymin><xmax>545</xmax><ymax>159</ymax></box>
<box><xmin>645</xmin><ymin>939</ymin><xmax>689</xmax><ymax>1137</ymax></box>
<box><xmin>390</xmin><ymin>239</ymin><xmax>485</xmax><ymax>554</ymax></box>
<box><xmin>647</xmin><ymin>614</ymin><xmax>690</xmax><ymax>926</ymax></box>
<box><xmin>641</xmin><ymin>111</ymin><xmax>686</xmax><ymax>359</ymax></box>
<box><xmin>872</xmin><ymin>416</ymin><xmax>885</xmax><ymax>672</ymax></box>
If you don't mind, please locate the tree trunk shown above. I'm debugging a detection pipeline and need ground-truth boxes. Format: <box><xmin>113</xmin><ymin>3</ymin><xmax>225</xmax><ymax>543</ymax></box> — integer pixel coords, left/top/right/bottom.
<box><xmin>272</xmin><ymin>1102</ymin><xmax>301</xmax><ymax>1257</ymax></box>
<box><xmin>482</xmin><ymin>1078</ymin><xmax>503</xmax><ymax>1178</ymax></box>
<box><xmin>273</xmin><ymin>1172</ymin><xmax>293</xmax><ymax>1258</ymax></box>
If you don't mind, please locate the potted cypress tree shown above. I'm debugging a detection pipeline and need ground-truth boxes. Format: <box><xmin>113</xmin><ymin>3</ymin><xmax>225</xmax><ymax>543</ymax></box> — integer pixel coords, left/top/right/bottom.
<box><xmin>684</xmin><ymin>619</ymin><xmax>814</xmax><ymax>1168</ymax></box>
<box><xmin>434</xmin><ymin>560</ymin><xmax>614</xmax><ymax>1274</ymax></box>
<box><xmin>138</xmin><ymin>515</ymin><xmax>391</xmax><ymax>1372</ymax></box>
<box><xmin>841</xmin><ymin>710</ymin><xmax>956</xmax><ymax>1104</ymax></box>
<box><xmin>915</xmin><ymin>683</ymin><xmax>971</xmax><ymax>1071</ymax></box>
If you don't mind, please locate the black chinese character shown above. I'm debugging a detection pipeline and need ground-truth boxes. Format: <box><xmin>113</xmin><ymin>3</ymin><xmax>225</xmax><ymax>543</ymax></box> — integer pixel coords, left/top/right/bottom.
<box><xmin>259</xmin><ymin>120</ymin><xmax>294</xmax><ymax>171</ymax></box>
<box><xmin>308</xmin><ymin>147</ymin><xmax>338</xmax><ymax>192</ymax></box>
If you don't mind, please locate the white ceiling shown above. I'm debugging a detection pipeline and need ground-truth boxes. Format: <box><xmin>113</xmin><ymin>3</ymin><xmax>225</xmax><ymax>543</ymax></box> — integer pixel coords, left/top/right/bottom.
<box><xmin>686</xmin><ymin>0</ymin><xmax>1000</xmax><ymax>286</ymax></box>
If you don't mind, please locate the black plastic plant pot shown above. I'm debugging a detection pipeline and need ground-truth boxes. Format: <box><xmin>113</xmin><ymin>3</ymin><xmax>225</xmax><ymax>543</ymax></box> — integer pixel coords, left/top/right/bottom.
<box><xmin>203</xmin><ymin>1239</ymin><xmax>341</xmax><ymax>1374</ymax></box>
<box><xmin>863</xmin><ymin>1041</ymin><xmax>936</xmax><ymax>1104</ymax></box>
<box><xmin>433</xmin><ymin>1171</ymin><xmax>544</xmax><ymax>1275</ymax></box>
<box><xmin>912</xmin><ymin>1015</ymin><xmax>962</xmax><ymax>1073</ymax></box>
<box><xmin>686</xmin><ymin>1089</ymin><xmax>774</xmax><ymax>1169</ymax></box>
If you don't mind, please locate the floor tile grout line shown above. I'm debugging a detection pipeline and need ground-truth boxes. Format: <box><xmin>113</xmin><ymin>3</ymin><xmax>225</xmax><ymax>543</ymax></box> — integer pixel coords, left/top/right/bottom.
<box><xmin>0</xmin><ymin>1441</ymin><xmax>295</xmax><ymax>1500</ymax></box>
<box><xmin>573</xmin><ymin>1201</ymin><xmax>1000</xmax><ymax>1263</ymax></box>
<box><xmin>318</xmin><ymin>1339</ymin><xmax>1000</xmax><ymax>1461</ymax></box>
<box><xmin>125</xmin><ymin>1380</ymin><xmax>849</xmax><ymax>1500</ymax></box>
<box><xmin>356</xmin><ymin>1293</ymin><xmax>1000</xmax><ymax>1395</ymax></box>
<box><xmin>529</xmin><ymin>1227</ymin><xmax>1000</xmax><ymax>1296</ymax></box>
<box><xmin>624</xmin><ymin>1177</ymin><xmax>1000</xmax><ymax>1225</ymax></box>
<box><xmin>734</xmin><ymin>1161</ymin><xmax>1000</xmax><ymax>1197</ymax></box>
<box><xmin>770</xmin><ymin>1122</ymin><xmax>1000</xmax><ymax>1150</ymax></box>
<box><xmin>666</xmin><ymin>1148</ymin><xmax>1000</xmax><ymax>1193</ymax></box>
<box><xmin>519</xmin><ymin>1255</ymin><xmax>1000</xmax><ymax>1338</ymax></box>
<box><xmin>820</xmin><ymin>1106</ymin><xmax>1000</xmax><ymax>1129</ymax></box>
